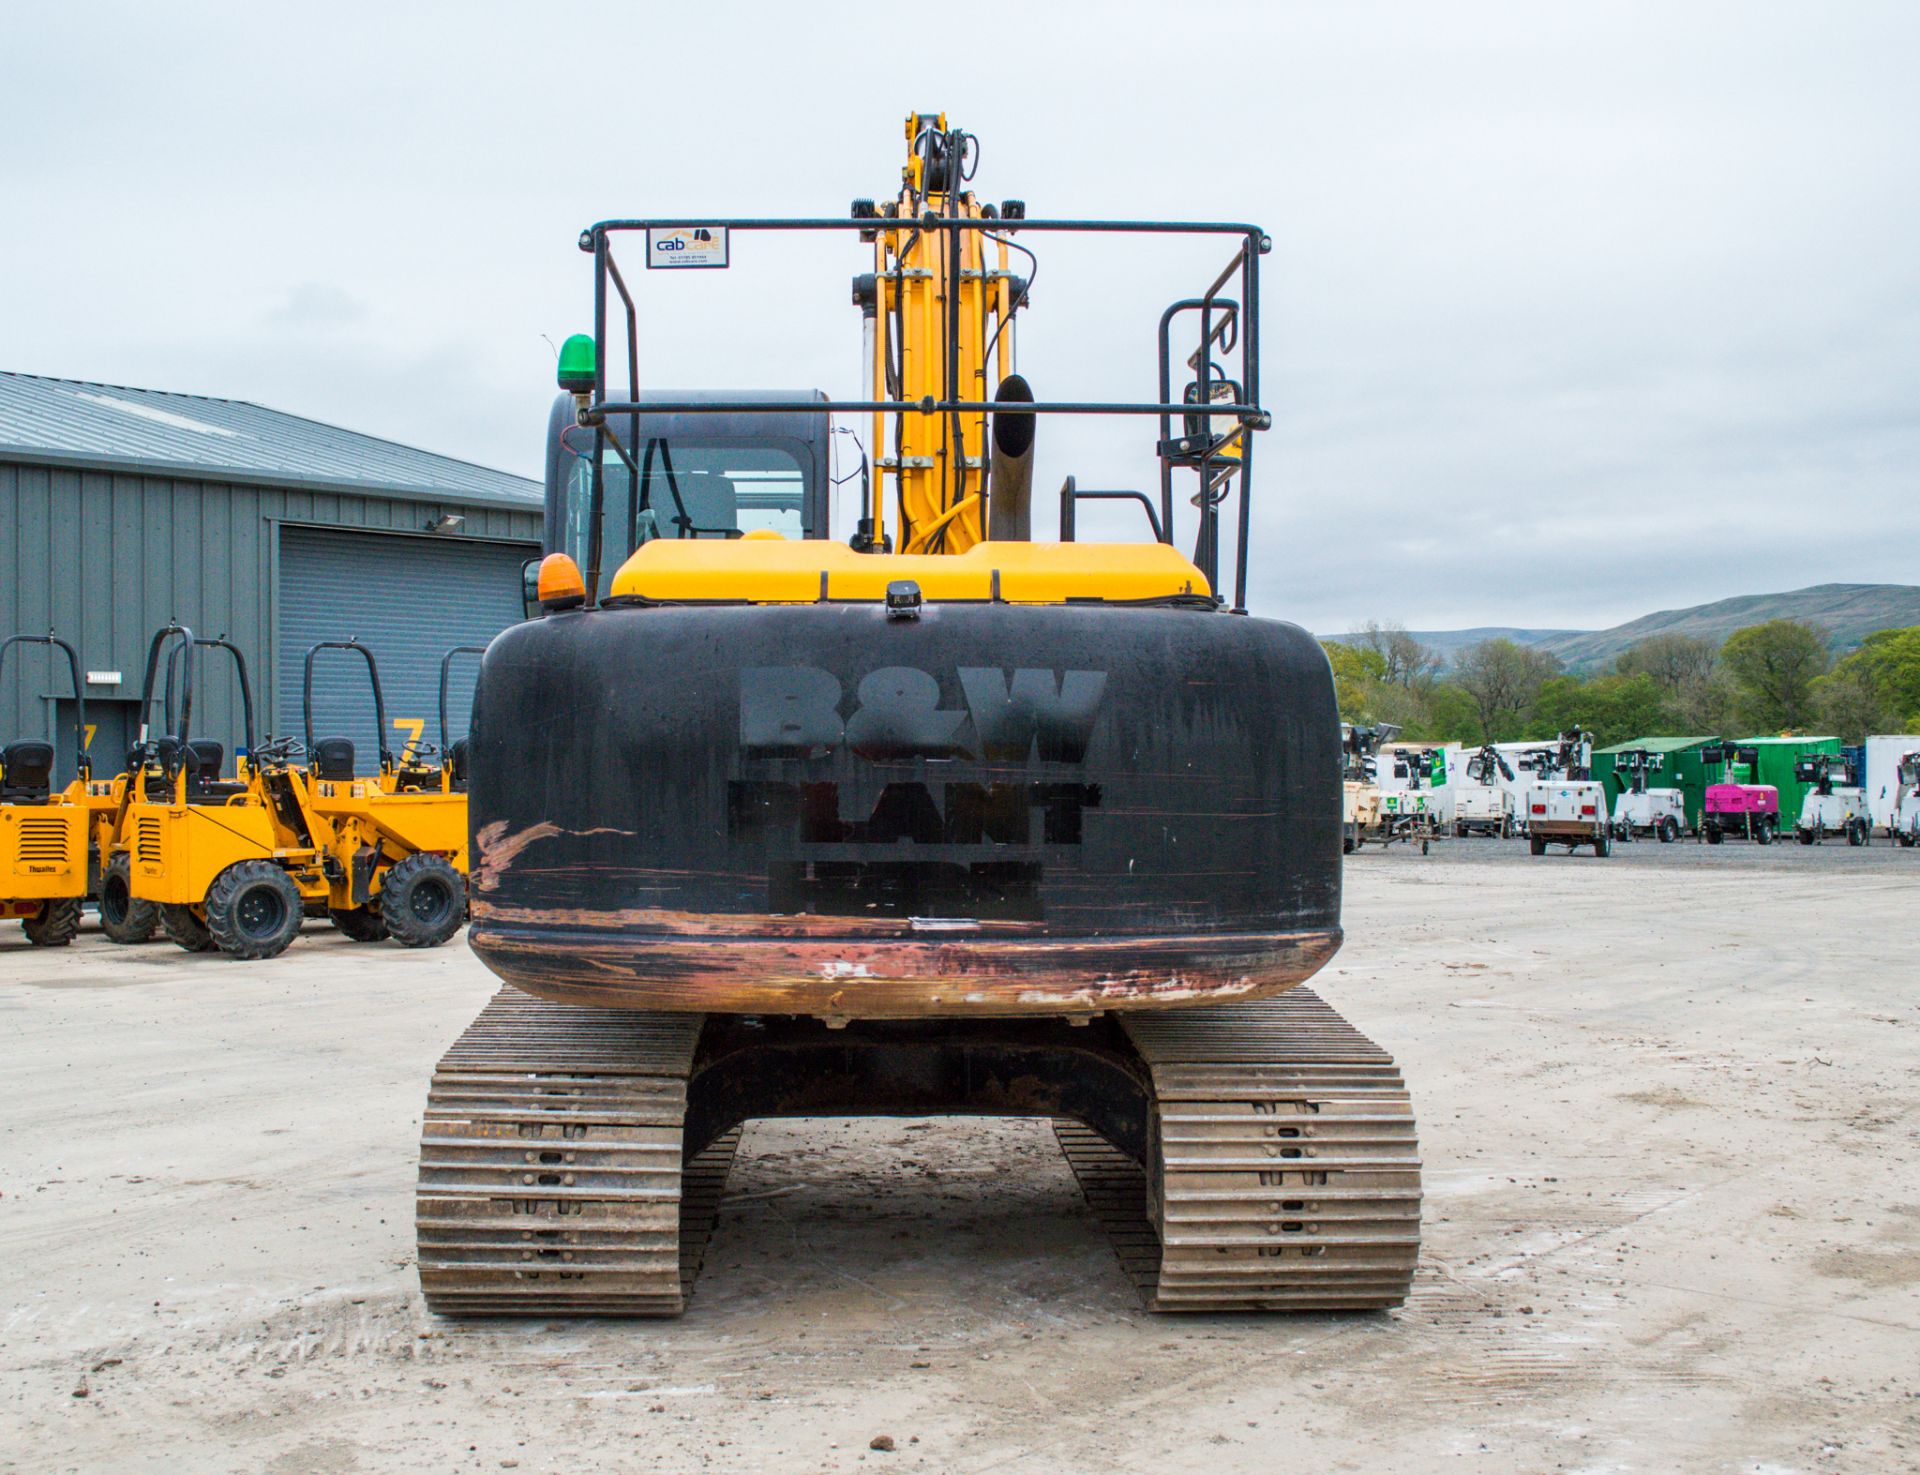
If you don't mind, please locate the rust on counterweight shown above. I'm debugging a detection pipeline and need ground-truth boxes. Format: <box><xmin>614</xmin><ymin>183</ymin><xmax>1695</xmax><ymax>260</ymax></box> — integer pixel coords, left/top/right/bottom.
<box><xmin>466</xmin><ymin>917</ymin><xmax>1342</xmax><ymax>1019</ymax></box>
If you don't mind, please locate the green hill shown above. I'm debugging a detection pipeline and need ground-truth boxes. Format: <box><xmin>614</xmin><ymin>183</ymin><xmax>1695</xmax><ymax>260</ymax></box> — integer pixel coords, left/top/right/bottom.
<box><xmin>1327</xmin><ymin>585</ymin><xmax>1920</xmax><ymax>673</ymax></box>
<box><xmin>1536</xmin><ymin>584</ymin><xmax>1920</xmax><ymax>671</ymax></box>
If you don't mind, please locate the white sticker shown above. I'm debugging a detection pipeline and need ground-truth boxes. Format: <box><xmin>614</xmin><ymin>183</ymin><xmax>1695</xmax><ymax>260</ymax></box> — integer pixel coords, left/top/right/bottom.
<box><xmin>645</xmin><ymin>226</ymin><xmax>729</xmax><ymax>269</ymax></box>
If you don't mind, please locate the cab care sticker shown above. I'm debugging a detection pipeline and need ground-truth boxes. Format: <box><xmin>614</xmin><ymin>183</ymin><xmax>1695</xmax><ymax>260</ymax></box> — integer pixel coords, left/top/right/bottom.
<box><xmin>645</xmin><ymin>226</ymin><xmax>729</xmax><ymax>269</ymax></box>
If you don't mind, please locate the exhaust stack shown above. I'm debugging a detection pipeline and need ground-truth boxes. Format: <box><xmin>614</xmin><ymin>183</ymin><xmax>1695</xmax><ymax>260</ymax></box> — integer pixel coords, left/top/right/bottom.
<box><xmin>987</xmin><ymin>374</ymin><xmax>1035</xmax><ymax>541</ymax></box>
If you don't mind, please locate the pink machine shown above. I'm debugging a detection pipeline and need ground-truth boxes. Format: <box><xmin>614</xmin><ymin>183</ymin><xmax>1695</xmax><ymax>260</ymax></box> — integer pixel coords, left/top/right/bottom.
<box><xmin>1700</xmin><ymin>744</ymin><xmax>1779</xmax><ymax>845</ymax></box>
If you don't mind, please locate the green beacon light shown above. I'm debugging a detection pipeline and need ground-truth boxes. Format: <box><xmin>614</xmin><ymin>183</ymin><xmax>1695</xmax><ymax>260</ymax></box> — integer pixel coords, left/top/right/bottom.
<box><xmin>556</xmin><ymin>333</ymin><xmax>597</xmax><ymax>398</ymax></box>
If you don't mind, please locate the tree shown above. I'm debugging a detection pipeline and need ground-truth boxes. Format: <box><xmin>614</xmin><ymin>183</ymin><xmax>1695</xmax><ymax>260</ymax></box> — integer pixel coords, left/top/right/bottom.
<box><xmin>1355</xmin><ymin>621</ymin><xmax>1440</xmax><ymax>690</ymax></box>
<box><xmin>1531</xmin><ymin>672</ymin><xmax>1672</xmax><ymax>749</ymax></box>
<box><xmin>1452</xmin><ymin>638</ymin><xmax>1561</xmax><ymax>741</ymax></box>
<box><xmin>1719</xmin><ymin>620</ymin><xmax>1830</xmax><ymax>732</ymax></box>
<box><xmin>1321</xmin><ymin>640</ymin><xmax>1388</xmax><ymax>723</ymax></box>
<box><xmin>1616</xmin><ymin>634</ymin><xmax>1722</xmax><ymax>733</ymax></box>
<box><xmin>1616</xmin><ymin>633</ymin><xmax>1716</xmax><ymax>691</ymax></box>
<box><xmin>1813</xmin><ymin>664</ymin><xmax>1888</xmax><ymax>744</ymax></box>
<box><xmin>1813</xmin><ymin>625</ymin><xmax>1920</xmax><ymax>740</ymax></box>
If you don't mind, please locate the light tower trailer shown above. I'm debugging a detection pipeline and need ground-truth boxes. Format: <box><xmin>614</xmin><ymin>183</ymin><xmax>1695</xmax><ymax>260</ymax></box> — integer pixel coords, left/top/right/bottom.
<box><xmin>1338</xmin><ymin>721</ymin><xmax>1395</xmax><ymax>854</ymax></box>
<box><xmin>1377</xmin><ymin>743</ymin><xmax>1452</xmax><ymax>854</ymax></box>
<box><xmin>1793</xmin><ymin>752</ymin><xmax>1871</xmax><ymax>845</ymax></box>
<box><xmin>1699</xmin><ymin>744</ymin><xmax>1779</xmax><ymax>845</ymax></box>
<box><xmin>1454</xmin><ymin>744</ymin><xmax>1518</xmax><ymax>837</ymax></box>
<box><xmin>1892</xmin><ymin>751</ymin><xmax>1920</xmax><ymax>848</ymax></box>
<box><xmin>1525</xmin><ymin>729</ymin><xmax>1612</xmax><ymax>857</ymax></box>
<box><xmin>1609</xmin><ymin>747</ymin><xmax>1687</xmax><ymax>843</ymax></box>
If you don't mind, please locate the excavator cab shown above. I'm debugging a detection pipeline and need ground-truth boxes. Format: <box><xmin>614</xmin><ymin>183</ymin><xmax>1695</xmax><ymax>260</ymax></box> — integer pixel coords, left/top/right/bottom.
<box><xmin>544</xmin><ymin>391</ymin><xmax>832</xmax><ymax>602</ymax></box>
<box><xmin>0</xmin><ymin>633</ymin><xmax>92</xmax><ymax>945</ymax></box>
<box><xmin>421</xmin><ymin>116</ymin><xmax>1417</xmax><ymax>1320</ymax></box>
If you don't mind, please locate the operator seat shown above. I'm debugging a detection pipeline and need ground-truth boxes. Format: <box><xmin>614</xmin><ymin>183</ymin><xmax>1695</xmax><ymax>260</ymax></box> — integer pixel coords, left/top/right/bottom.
<box><xmin>0</xmin><ymin>740</ymin><xmax>55</xmax><ymax>803</ymax></box>
<box><xmin>660</xmin><ymin>472</ymin><xmax>739</xmax><ymax>539</ymax></box>
<box><xmin>312</xmin><ymin>737</ymin><xmax>356</xmax><ymax>782</ymax></box>
<box><xmin>184</xmin><ymin>740</ymin><xmax>250</xmax><ymax>799</ymax></box>
<box><xmin>448</xmin><ymin>738</ymin><xmax>470</xmax><ymax>793</ymax></box>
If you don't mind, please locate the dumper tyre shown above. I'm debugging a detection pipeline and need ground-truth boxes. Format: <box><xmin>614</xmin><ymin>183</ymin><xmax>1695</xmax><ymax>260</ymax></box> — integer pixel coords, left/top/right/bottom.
<box><xmin>22</xmin><ymin>897</ymin><xmax>83</xmax><ymax>947</ymax></box>
<box><xmin>98</xmin><ymin>853</ymin><xmax>160</xmax><ymax>943</ymax></box>
<box><xmin>330</xmin><ymin>905</ymin><xmax>390</xmax><ymax>943</ymax></box>
<box><xmin>1657</xmin><ymin>815</ymin><xmax>1679</xmax><ymax>844</ymax></box>
<box><xmin>380</xmin><ymin>853</ymin><xmax>463</xmax><ymax>949</ymax></box>
<box><xmin>205</xmin><ymin>861</ymin><xmax>304</xmax><ymax>960</ymax></box>
<box><xmin>160</xmin><ymin>903</ymin><xmax>215</xmax><ymax>952</ymax></box>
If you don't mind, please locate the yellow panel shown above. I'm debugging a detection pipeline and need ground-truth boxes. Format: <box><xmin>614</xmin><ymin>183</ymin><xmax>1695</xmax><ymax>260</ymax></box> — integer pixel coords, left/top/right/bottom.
<box><xmin>607</xmin><ymin>539</ymin><xmax>1212</xmax><ymax>605</ymax></box>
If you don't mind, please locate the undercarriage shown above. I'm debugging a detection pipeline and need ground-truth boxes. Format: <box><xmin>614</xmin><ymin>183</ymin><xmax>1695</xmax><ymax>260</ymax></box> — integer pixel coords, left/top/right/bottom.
<box><xmin>417</xmin><ymin>986</ymin><xmax>1420</xmax><ymax>1315</ymax></box>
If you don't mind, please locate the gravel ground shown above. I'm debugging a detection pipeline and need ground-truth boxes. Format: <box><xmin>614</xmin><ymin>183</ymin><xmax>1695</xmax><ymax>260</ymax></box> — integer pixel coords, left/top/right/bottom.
<box><xmin>2</xmin><ymin>840</ymin><xmax>1917</xmax><ymax>1473</ymax></box>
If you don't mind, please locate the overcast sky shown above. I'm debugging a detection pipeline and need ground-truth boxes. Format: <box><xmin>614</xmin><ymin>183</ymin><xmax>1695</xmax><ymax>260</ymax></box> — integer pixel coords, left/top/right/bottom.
<box><xmin>4</xmin><ymin>2</ymin><xmax>1915</xmax><ymax>633</ymax></box>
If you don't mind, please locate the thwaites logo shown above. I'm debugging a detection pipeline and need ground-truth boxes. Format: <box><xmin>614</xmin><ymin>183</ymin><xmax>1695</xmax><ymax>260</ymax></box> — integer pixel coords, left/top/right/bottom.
<box><xmin>731</xmin><ymin>665</ymin><xmax>1107</xmax><ymax>849</ymax></box>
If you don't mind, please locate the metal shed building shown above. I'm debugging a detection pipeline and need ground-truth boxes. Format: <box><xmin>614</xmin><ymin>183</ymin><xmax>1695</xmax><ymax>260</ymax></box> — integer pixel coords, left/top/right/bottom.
<box><xmin>1</xmin><ymin>371</ymin><xmax>542</xmax><ymax>778</ymax></box>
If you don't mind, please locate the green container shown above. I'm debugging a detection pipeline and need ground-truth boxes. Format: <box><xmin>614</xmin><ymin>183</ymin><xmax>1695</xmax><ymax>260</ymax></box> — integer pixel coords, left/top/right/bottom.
<box><xmin>1593</xmin><ymin>736</ymin><xmax>1722</xmax><ymax>829</ymax></box>
<box><xmin>1738</xmin><ymin>735</ymin><xmax>1842</xmax><ymax>825</ymax></box>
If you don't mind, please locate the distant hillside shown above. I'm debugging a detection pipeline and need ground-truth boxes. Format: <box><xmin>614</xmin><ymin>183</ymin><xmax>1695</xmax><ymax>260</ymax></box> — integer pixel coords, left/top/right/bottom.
<box><xmin>1536</xmin><ymin>584</ymin><xmax>1920</xmax><ymax>671</ymax></box>
<box><xmin>1320</xmin><ymin>626</ymin><xmax>1582</xmax><ymax>664</ymax></box>
<box><xmin>1325</xmin><ymin>584</ymin><xmax>1920</xmax><ymax>673</ymax></box>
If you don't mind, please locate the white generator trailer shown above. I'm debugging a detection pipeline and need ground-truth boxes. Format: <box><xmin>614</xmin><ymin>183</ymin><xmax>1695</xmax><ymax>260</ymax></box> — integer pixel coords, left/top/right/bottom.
<box><xmin>1609</xmin><ymin>747</ymin><xmax>1687</xmax><ymax>843</ymax></box>
<box><xmin>1376</xmin><ymin>741</ymin><xmax>1454</xmax><ymax>854</ymax></box>
<box><xmin>1339</xmin><ymin>722</ymin><xmax>1396</xmax><ymax>854</ymax></box>
<box><xmin>1892</xmin><ymin>751</ymin><xmax>1920</xmax><ymax>848</ymax></box>
<box><xmin>1454</xmin><ymin>744</ymin><xmax>1518</xmax><ymax>837</ymax></box>
<box><xmin>1794</xmin><ymin>752</ymin><xmax>1871</xmax><ymax>845</ymax></box>
<box><xmin>1863</xmin><ymin>735</ymin><xmax>1920</xmax><ymax>837</ymax></box>
<box><xmin>1522</xmin><ymin>729</ymin><xmax>1612</xmax><ymax>857</ymax></box>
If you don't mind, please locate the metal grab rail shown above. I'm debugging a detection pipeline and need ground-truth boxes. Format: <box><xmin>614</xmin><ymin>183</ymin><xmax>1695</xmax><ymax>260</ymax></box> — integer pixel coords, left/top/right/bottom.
<box><xmin>1058</xmin><ymin>478</ymin><xmax>1167</xmax><ymax>545</ymax></box>
<box><xmin>577</xmin><ymin>212</ymin><xmax>1270</xmax><ymax>614</ymax></box>
<box><xmin>0</xmin><ymin>633</ymin><xmax>89</xmax><ymax>782</ymax></box>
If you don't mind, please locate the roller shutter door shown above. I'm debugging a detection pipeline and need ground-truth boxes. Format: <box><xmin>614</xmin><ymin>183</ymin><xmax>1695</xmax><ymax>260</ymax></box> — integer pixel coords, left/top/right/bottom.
<box><xmin>277</xmin><ymin>527</ymin><xmax>532</xmax><ymax>762</ymax></box>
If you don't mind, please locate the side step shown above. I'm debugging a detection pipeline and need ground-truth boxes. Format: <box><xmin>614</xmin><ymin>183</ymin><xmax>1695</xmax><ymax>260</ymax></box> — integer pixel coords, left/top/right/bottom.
<box><xmin>1057</xmin><ymin>987</ymin><xmax>1421</xmax><ymax>1311</ymax></box>
<box><xmin>416</xmin><ymin>988</ymin><xmax>737</xmax><ymax>1316</ymax></box>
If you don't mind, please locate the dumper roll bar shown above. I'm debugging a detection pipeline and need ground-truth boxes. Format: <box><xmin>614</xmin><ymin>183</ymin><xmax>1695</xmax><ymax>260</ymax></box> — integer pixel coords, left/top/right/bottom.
<box><xmin>134</xmin><ymin>626</ymin><xmax>256</xmax><ymax>782</ymax></box>
<box><xmin>0</xmin><ymin>633</ymin><xmax>90</xmax><ymax>782</ymax></box>
<box><xmin>573</xmin><ymin>215</ymin><xmax>1270</xmax><ymax>613</ymax></box>
<box><xmin>162</xmin><ymin>636</ymin><xmax>258</xmax><ymax>757</ymax></box>
<box><xmin>438</xmin><ymin>646</ymin><xmax>487</xmax><ymax>752</ymax></box>
<box><xmin>303</xmin><ymin>640</ymin><xmax>392</xmax><ymax>775</ymax></box>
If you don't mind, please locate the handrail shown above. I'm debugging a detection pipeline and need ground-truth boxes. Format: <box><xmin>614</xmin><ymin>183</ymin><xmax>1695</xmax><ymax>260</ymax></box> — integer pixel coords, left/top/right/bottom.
<box><xmin>303</xmin><ymin>640</ymin><xmax>391</xmax><ymax>775</ymax></box>
<box><xmin>0</xmin><ymin>633</ymin><xmax>89</xmax><ymax>781</ymax></box>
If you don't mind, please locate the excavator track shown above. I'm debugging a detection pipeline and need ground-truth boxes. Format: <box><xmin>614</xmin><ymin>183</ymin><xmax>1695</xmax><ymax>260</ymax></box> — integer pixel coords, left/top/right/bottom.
<box><xmin>416</xmin><ymin>988</ymin><xmax>739</xmax><ymax>1317</ymax></box>
<box><xmin>1056</xmin><ymin>987</ymin><xmax>1421</xmax><ymax>1311</ymax></box>
<box><xmin>417</xmin><ymin>986</ymin><xmax>1417</xmax><ymax>1318</ymax></box>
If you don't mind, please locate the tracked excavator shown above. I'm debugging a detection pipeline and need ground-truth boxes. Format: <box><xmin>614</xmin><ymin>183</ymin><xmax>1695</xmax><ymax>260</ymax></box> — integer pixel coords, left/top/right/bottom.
<box><xmin>417</xmin><ymin>116</ymin><xmax>1421</xmax><ymax>1316</ymax></box>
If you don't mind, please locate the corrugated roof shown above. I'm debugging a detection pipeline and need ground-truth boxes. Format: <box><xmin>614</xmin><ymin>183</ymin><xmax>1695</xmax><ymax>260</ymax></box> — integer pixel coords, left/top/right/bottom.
<box><xmin>1595</xmin><ymin>735</ymin><xmax>1720</xmax><ymax>754</ymax></box>
<box><xmin>0</xmin><ymin>371</ymin><xmax>540</xmax><ymax>509</ymax></box>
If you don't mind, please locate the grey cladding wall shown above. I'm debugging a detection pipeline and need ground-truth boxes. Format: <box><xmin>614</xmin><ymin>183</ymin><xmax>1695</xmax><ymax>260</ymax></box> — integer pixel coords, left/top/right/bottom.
<box><xmin>1</xmin><ymin>460</ymin><xmax>539</xmax><ymax>771</ymax></box>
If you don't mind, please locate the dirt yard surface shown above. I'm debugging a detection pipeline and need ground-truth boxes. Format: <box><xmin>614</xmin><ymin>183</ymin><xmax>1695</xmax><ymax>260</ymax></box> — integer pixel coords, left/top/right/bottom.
<box><xmin>3</xmin><ymin>843</ymin><xmax>1917</xmax><ymax>1473</ymax></box>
